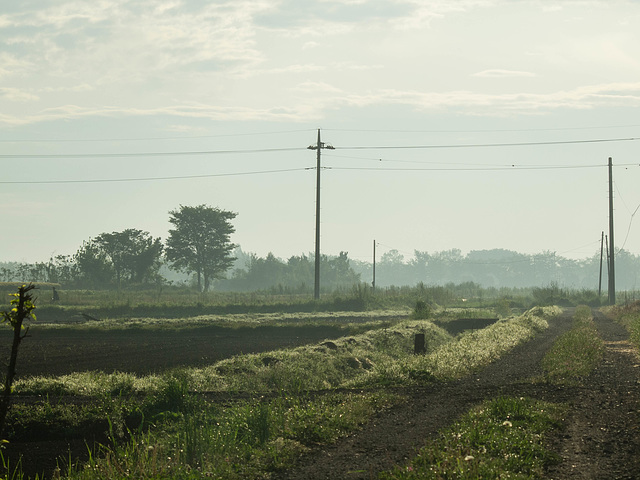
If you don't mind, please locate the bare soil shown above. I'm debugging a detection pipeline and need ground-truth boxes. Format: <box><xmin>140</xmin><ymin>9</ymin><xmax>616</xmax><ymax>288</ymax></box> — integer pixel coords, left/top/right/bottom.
<box><xmin>0</xmin><ymin>324</ymin><xmax>351</xmax><ymax>377</ymax></box>
<box><xmin>277</xmin><ymin>309</ymin><xmax>640</xmax><ymax>480</ymax></box>
<box><xmin>3</xmin><ymin>309</ymin><xmax>640</xmax><ymax>479</ymax></box>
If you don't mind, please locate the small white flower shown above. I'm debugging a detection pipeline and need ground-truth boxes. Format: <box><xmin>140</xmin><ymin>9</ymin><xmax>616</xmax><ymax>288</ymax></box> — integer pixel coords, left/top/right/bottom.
<box><xmin>502</xmin><ymin>420</ymin><xmax>513</xmax><ymax>427</ymax></box>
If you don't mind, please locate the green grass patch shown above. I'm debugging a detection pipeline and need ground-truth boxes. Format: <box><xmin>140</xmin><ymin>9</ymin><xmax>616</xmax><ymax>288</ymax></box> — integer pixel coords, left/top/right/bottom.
<box><xmin>14</xmin><ymin>318</ymin><xmax>453</xmax><ymax>396</ymax></box>
<box><xmin>14</xmin><ymin>307</ymin><xmax>560</xmax><ymax>397</ymax></box>
<box><xmin>29</xmin><ymin>308</ymin><xmax>409</xmax><ymax>332</ymax></box>
<box><xmin>63</xmin><ymin>391</ymin><xmax>398</xmax><ymax>480</ymax></box>
<box><xmin>541</xmin><ymin>306</ymin><xmax>604</xmax><ymax>385</ymax></box>
<box><xmin>363</xmin><ymin>306</ymin><xmax>556</xmax><ymax>384</ymax></box>
<box><xmin>608</xmin><ymin>301</ymin><xmax>640</xmax><ymax>353</ymax></box>
<box><xmin>380</xmin><ymin>396</ymin><xmax>565</xmax><ymax>479</ymax></box>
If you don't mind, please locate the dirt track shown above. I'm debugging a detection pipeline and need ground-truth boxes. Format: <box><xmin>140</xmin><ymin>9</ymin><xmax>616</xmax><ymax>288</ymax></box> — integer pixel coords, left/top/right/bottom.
<box><xmin>277</xmin><ymin>309</ymin><xmax>640</xmax><ymax>480</ymax></box>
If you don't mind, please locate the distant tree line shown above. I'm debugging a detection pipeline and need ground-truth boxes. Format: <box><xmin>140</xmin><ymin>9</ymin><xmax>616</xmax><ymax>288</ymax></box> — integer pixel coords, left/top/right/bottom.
<box><xmin>350</xmin><ymin>247</ymin><xmax>640</xmax><ymax>291</ymax></box>
<box><xmin>216</xmin><ymin>251</ymin><xmax>361</xmax><ymax>293</ymax></box>
<box><xmin>0</xmin><ymin>204</ymin><xmax>364</xmax><ymax>293</ymax></box>
<box><xmin>2</xmin><ymin>204</ymin><xmax>639</xmax><ymax>292</ymax></box>
<box><xmin>0</xmin><ymin>204</ymin><xmax>238</xmax><ymax>292</ymax></box>
<box><xmin>5</xmin><ymin>243</ymin><xmax>638</xmax><ymax>293</ymax></box>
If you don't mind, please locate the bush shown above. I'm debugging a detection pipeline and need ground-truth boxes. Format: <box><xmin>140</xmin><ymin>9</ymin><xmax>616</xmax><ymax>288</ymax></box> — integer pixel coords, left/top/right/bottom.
<box><xmin>411</xmin><ymin>300</ymin><xmax>432</xmax><ymax>319</ymax></box>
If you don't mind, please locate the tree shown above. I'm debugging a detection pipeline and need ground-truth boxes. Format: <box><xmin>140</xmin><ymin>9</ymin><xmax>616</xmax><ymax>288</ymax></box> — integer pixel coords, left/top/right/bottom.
<box><xmin>95</xmin><ymin>229</ymin><xmax>164</xmax><ymax>285</ymax></box>
<box><xmin>321</xmin><ymin>252</ymin><xmax>361</xmax><ymax>289</ymax></box>
<box><xmin>0</xmin><ymin>285</ymin><xmax>36</xmax><ymax>437</ymax></box>
<box><xmin>74</xmin><ymin>239</ymin><xmax>114</xmax><ymax>288</ymax></box>
<box><xmin>165</xmin><ymin>205</ymin><xmax>237</xmax><ymax>291</ymax></box>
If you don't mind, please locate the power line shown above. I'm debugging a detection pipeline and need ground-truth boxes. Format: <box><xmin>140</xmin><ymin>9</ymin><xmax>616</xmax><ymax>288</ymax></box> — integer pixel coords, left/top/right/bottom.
<box><xmin>327</xmin><ymin>163</ymin><xmax>632</xmax><ymax>172</ymax></box>
<box><xmin>337</xmin><ymin>137</ymin><xmax>640</xmax><ymax>150</ymax></box>
<box><xmin>4</xmin><ymin>161</ymin><xmax>636</xmax><ymax>185</ymax></box>
<box><xmin>2</xmin><ymin>136</ymin><xmax>638</xmax><ymax>160</ymax></box>
<box><xmin>621</xmin><ymin>202</ymin><xmax>640</xmax><ymax>250</ymax></box>
<box><xmin>326</xmin><ymin>151</ymin><xmax>637</xmax><ymax>169</ymax></box>
<box><xmin>326</xmin><ymin>151</ymin><xmax>537</xmax><ymax>167</ymax></box>
<box><xmin>0</xmin><ymin>168</ymin><xmax>310</xmax><ymax>185</ymax></box>
<box><xmin>0</xmin><ymin>147</ymin><xmax>305</xmax><ymax>159</ymax></box>
<box><xmin>0</xmin><ymin>128</ymin><xmax>316</xmax><ymax>144</ymax></box>
<box><xmin>2</xmin><ymin>125</ymin><xmax>638</xmax><ymax>144</ymax></box>
<box><xmin>325</xmin><ymin>124</ymin><xmax>640</xmax><ymax>134</ymax></box>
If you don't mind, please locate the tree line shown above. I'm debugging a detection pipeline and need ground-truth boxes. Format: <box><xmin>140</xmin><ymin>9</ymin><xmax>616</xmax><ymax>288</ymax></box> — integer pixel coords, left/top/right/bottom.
<box><xmin>351</xmin><ymin>247</ymin><xmax>640</xmax><ymax>291</ymax></box>
<box><xmin>3</xmin><ymin>204</ymin><xmax>639</xmax><ymax>292</ymax></box>
<box><xmin>0</xmin><ymin>204</ymin><xmax>363</xmax><ymax>293</ymax></box>
<box><xmin>1</xmin><ymin>205</ymin><xmax>238</xmax><ymax>291</ymax></box>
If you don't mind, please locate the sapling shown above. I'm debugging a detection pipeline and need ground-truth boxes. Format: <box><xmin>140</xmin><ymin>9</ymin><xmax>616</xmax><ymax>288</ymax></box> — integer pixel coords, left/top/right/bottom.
<box><xmin>0</xmin><ymin>284</ymin><xmax>36</xmax><ymax>437</ymax></box>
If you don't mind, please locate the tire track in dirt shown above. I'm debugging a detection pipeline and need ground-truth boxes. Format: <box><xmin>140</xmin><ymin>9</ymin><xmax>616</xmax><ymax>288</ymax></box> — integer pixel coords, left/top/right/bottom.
<box><xmin>545</xmin><ymin>311</ymin><xmax>640</xmax><ymax>480</ymax></box>
<box><xmin>278</xmin><ymin>311</ymin><xmax>575</xmax><ymax>480</ymax></box>
<box><xmin>279</xmin><ymin>309</ymin><xmax>640</xmax><ymax>480</ymax></box>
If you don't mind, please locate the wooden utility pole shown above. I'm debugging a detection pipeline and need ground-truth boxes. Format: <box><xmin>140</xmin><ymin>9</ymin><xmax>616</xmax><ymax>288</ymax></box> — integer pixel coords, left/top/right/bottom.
<box><xmin>605</xmin><ymin>234</ymin><xmax>610</xmax><ymax>285</ymax></box>
<box><xmin>308</xmin><ymin>129</ymin><xmax>334</xmax><ymax>300</ymax></box>
<box><xmin>608</xmin><ymin>157</ymin><xmax>616</xmax><ymax>305</ymax></box>
<box><xmin>598</xmin><ymin>231</ymin><xmax>604</xmax><ymax>297</ymax></box>
<box><xmin>372</xmin><ymin>239</ymin><xmax>376</xmax><ymax>290</ymax></box>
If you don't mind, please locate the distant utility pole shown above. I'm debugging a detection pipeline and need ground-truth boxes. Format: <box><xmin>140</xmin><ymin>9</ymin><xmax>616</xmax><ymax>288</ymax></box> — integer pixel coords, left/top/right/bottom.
<box><xmin>605</xmin><ymin>234</ymin><xmax>610</xmax><ymax>286</ymax></box>
<box><xmin>372</xmin><ymin>240</ymin><xmax>376</xmax><ymax>290</ymax></box>
<box><xmin>598</xmin><ymin>231</ymin><xmax>604</xmax><ymax>297</ymax></box>
<box><xmin>308</xmin><ymin>129</ymin><xmax>334</xmax><ymax>300</ymax></box>
<box><xmin>608</xmin><ymin>157</ymin><xmax>616</xmax><ymax>305</ymax></box>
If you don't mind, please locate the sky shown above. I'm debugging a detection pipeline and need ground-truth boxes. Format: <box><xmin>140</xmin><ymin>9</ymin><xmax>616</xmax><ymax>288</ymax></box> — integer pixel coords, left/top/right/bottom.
<box><xmin>1</xmin><ymin>0</ymin><xmax>640</xmax><ymax>267</ymax></box>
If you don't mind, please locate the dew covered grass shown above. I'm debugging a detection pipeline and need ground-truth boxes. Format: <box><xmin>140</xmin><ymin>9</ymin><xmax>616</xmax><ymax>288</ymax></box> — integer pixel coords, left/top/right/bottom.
<box><xmin>15</xmin><ymin>307</ymin><xmax>558</xmax><ymax>397</ymax></box>
<box><xmin>380</xmin><ymin>396</ymin><xmax>565</xmax><ymax>479</ymax></box>
<box><xmin>607</xmin><ymin>301</ymin><xmax>640</xmax><ymax>354</ymax></box>
<box><xmin>541</xmin><ymin>305</ymin><xmax>604</xmax><ymax>385</ymax></box>
<box><xmin>58</xmin><ymin>392</ymin><xmax>398</xmax><ymax>480</ymax></box>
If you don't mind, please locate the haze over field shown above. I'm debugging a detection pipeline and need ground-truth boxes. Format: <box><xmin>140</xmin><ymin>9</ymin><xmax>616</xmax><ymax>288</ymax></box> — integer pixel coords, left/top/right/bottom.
<box><xmin>2</xmin><ymin>1</ymin><xmax>640</xmax><ymax>266</ymax></box>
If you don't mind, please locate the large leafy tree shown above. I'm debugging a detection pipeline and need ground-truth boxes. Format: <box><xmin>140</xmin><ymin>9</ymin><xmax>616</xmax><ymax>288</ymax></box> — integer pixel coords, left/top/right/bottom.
<box><xmin>74</xmin><ymin>239</ymin><xmax>114</xmax><ymax>288</ymax></box>
<box><xmin>165</xmin><ymin>205</ymin><xmax>237</xmax><ymax>291</ymax></box>
<box><xmin>74</xmin><ymin>229</ymin><xmax>163</xmax><ymax>288</ymax></box>
<box><xmin>95</xmin><ymin>229</ymin><xmax>164</xmax><ymax>285</ymax></box>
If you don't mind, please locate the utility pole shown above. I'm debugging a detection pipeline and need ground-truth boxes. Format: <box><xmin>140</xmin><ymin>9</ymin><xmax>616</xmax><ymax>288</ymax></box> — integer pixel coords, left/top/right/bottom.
<box><xmin>605</xmin><ymin>234</ymin><xmax>610</xmax><ymax>287</ymax></box>
<box><xmin>372</xmin><ymin>240</ymin><xmax>376</xmax><ymax>290</ymax></box>
<box><xmin>598</xmin><ymin>231</ymin><xmax>604</xmax><ymax>298</ymax></box>
<box><xmin>308</xmin><ymin>129</ymin><xmax>334</xmax><ymax>300</ymax></box>
<box><xmin>608</xmin><ymin>157</ymin><xmax>616</xmax><ymax>305</ymax></box>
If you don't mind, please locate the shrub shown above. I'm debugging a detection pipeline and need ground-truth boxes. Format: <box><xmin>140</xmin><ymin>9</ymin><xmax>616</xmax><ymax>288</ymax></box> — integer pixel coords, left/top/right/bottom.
<box><xmin>411</xmin><ymin>300</ymin><xmax>432</xmax><ymax>320</ymax></box>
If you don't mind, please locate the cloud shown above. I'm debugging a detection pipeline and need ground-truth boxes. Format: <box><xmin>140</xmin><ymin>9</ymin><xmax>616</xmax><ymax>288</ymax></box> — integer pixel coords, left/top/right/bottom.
<box><xmin>2</xmin><ymin>1</ymin><xmax>639</xmax><ymax>127</ymax></box>
<box><xmin>164</xmin><ymin>124</ymin><xmax>209</xmax><ymax>134</ymax></box>
<box><xmin>0</xmin><ymin>52</ymin><xmax>32</xmax><ymax>78</ymax></box>
<box><xmin>40</xmin><ymin>84</ymin><xmax>94</xmax><ymax>93</ymax></box>
<box><xmin>472</xmin><ymin>69</ymin><xmax>537</xmax><ymax>78</ymax></box>
<box><xmin>336</xmin><ymin>82</ymin><xmax>640</xmax><ymax>115</ymax></box>
<box><xmin>0</xmin><ymin>87</ymin><xmax>38</xmax><ymax>102</ymax></box>
<box><xmin>293</xmin><ymin>81</ymin><xmax>343</xmax><ymax>93</ymax></box>
<box><xmin>4</xmin><ymin>81</ymin><xmax>639</xmax><ymax>127</ymax></box>
<box><xmin>0</xmin><ymin>102</ymin><xmax>318</xmax><ymax>126</ymax></box>
<box><xmin>0</xmin><ymin>0</ymin><xmax>270</xmax><ymax>87</ymax></box>
<box><xmin>256</xmin><ymin>64</ymin><xmax>326</xmax><ymax>75</ymax></box>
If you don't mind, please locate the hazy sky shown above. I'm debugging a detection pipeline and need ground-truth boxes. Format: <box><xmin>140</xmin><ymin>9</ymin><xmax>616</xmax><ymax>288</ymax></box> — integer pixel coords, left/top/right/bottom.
<box><xmin>2</xmin><ymin>0</ymin><xmax>640</xmax><ymax>266</ymax></box>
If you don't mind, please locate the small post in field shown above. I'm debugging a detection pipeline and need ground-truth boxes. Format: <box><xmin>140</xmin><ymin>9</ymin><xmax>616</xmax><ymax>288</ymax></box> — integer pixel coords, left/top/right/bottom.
<box><xmin>414</xmin><ymin>333</ymin><xmax>426</xmax><ymax>355</ymax></box>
